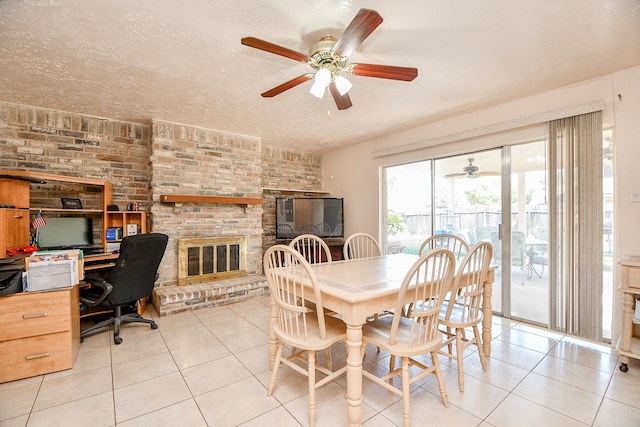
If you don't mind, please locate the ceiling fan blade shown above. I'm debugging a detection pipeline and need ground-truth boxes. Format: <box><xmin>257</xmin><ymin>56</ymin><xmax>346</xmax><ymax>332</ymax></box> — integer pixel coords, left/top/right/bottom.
<box><xmin>329</xmin><ymin>82</ymin><xmax>353</xmax><ymax>110</ymax></box>
<box><xmin>332</xmin><ymin>8</ymin><xmax>383</xmax><ymax>58</ymax></box>
<box><xmin>348</xmin><ymin>63</ymin><xmax>418</xmax><ymax>81</ymax></box>
<box><xmin>261</xmin><ymin>75</ymin><xmax>313</xmax><ymax>97</ymax></box>
<box><xmin>444</xmin><ymin>173</ymin><xmax>467</xmax><ymax>179</ymax></box>
<box><xmin>478</xmin><ymin>171</ymin><xmax>501</xmax><ymax>177</ymax></box>
<box><xmin>241</xmin><ymin>37</ymin><xmax>309</xmax><ymax>63</ymax></box>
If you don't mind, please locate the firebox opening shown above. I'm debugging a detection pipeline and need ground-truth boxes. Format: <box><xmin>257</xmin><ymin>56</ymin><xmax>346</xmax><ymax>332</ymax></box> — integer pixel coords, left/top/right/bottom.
<box><xmin>179</xmin><ymin>236</ymin><xmax>247</xmax><ymax>285</ymax></box>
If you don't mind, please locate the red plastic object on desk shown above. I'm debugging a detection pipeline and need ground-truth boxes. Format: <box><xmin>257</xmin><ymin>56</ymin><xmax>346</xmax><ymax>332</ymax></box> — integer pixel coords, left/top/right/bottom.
<box><xmin>6</xmin><ymin>245</ymin><xmax>39</xmax><ymax>257</ymax></box>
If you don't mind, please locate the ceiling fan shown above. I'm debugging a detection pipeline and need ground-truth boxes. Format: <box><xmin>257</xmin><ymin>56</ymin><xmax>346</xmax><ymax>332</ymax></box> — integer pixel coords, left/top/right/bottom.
<box><xmin>444</xmin><ymin>158</ymin><xmax>501</xmax><ymax>179</ymax></box>
<box><xmin>240</xmin><ymin>8</ymin><xmax>418</xmax><ymax>110</ymax></box>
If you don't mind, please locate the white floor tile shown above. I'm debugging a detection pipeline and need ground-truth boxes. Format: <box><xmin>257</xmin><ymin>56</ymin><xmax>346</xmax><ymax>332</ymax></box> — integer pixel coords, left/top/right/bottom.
<box><xmin>9</xmin><ymin>302</ymin><xmax>640</xmax><ymax>427</ymax></box>
<box><xmin>159</xmin><ymin>325</ymin><xmax>217</xmax><ymax>351</ymax></box>
<box><xmin>195</xmin><ymin>376</ymin><xmax>280</xmax><ymax>426</ymax></box>
<box><xmin>181</xmin><ymin>354</ymin><xmax>253</xmax><ymax>396</ymax></box>
<box><xmin>532</xmin><ymin>354</ymin><xmax>611</xmax><ymax>395</ymax></box>
<box><xmin>513</xmin><ymin>372</ymin><xmax>602</xmax><ymax>424</ymax></box>
<box><xmin>111</xmin><ymin>351</ymin><xmax>179</xmax><ymax>389</ymax></box>
<box><xmin>593</xmin><ymin>397</ymin><xmax>640</xmax><ymax>427</ymax></box>
<box><xmin>27</xmin><ymin>391</ymin><xmax>115</xmax><ymax>427</ymax></box>
<box><xmin>117</xmin><ymin>399</ymin><xmax>207</xmax><ymax>427</ymax></box>
<box><xmin>170</xmin><ymin>338</ymin><xmax>231</xmax><ymax>370</ymax></box>
<box><xmin>33</xmin><ymin>366</ymin><xmax>113</xmax><ymax>412</ymax></box>
<box><xmin>485</xmin><ymin>394</ymin><xmax>588</xmax><ymax>427</ymax></box>
<box><xmin>114</xmin><ymin>371</ymin><xmax>192</xmax><ymax>423</ymax></box>
<box><xmin>0</xmin><ymin>382</ymin><xmax>40</xmax><ymax>421</ymax></box>
<box><xmin>423</xmin><ymin>368</ymin><xmax>508</xmax><ymax>419</ymax></box>
<box><xmin>238</xmin><ymin>405</ymin><xmax>306</xmax><ymax>427</ymax></box>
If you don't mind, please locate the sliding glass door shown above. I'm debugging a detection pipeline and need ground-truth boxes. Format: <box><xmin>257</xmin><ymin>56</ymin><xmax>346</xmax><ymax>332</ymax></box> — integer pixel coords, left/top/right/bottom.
<box><xmin>382</xmin><ymin>130</ymin><xmax>612</xmax><ymax>338</ymax></box>
<box><xmin>509</xmin><ymin>141</ymin><xmax>549</xmax><ymax>325</ymax></box>
<box><xmin>383</xmin><ymin>142</ymin><xmax>550</xmax><ymax>326</ymax></box>
<box><xmin>433</xmin><ymin>150</ymin><xmax>503</xmax><ymax>312</ymax></box>
<box><xmin>382</xmin><ymin>161</ymin><xmax>432</xmax><ymax>255</ymax></box>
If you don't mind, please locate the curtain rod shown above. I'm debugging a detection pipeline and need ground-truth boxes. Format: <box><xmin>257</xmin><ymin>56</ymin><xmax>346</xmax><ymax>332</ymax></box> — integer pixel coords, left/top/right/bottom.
<box><xmin>372</xmin><ymin>100</ymin><xmax>605</xmax><ymax>158</ymax></box>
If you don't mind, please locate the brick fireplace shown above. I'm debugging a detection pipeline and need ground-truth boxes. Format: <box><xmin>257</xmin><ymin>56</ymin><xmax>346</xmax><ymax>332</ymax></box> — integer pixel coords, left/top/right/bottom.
<box><xmin>149</xmin><ymin>120</ymin><xmax>268</xmax><ymax>316</ymax></box>
<box><xmin>0</xmin><ymin>102</ymin><xmax>324</xmax><ymax>317</ymax></box>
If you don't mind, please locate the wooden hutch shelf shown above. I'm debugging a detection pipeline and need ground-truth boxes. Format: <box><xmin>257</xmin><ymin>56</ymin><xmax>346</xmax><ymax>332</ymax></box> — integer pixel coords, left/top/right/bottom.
<box><xmin>0</xmin><ymin>170</ymin><xmax>112</xmax><ymax>255</ymax></box>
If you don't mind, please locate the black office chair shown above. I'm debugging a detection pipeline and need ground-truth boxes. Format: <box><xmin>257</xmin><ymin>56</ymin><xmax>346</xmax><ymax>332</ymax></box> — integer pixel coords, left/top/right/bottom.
<box><xmin>80</xmin><ymin>233</ymin><xmax>169</xmax><ymax>344</ymax></box>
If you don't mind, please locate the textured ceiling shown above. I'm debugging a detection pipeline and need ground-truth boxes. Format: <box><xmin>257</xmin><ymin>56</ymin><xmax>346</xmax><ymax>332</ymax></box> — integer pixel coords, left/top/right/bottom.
<box><xmin>1</xmin><ymin>0</ymin><xmax>639</xmax><ymax>153</ymax></box>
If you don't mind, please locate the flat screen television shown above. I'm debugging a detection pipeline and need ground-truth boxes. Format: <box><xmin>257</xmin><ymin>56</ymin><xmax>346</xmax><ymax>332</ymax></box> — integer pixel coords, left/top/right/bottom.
<box><xmin>276</xmin><ymin>197</ymin><xmax>344</xmax><ymax>240</ymax></box>
<box><xmin>37</xmin><ymin>217</ymin><xmax>99</xmax><ymax>252</ymax></box>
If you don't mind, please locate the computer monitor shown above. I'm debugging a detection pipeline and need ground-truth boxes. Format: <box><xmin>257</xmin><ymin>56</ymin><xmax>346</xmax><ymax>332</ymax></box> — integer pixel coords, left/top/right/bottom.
<box><xmin>37</xmin><ymin>217</ymin><xmax>95</xmax><ymax>250</ymax></box>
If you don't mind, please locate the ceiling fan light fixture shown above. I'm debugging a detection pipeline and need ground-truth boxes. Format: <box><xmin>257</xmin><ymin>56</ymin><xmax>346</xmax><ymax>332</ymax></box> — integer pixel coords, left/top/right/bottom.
<box><xmin>309</xmin><ymin>68</ymin><xmax>331</xmax><ymax>98</ymax></box>
<box><xmin>309</xmin><ymin>81</ymin><xmax>326</xmax><ymax>98</ymax></box>
<box><xmin>334</xmin><ymin>74</ymin><xmax>352</xmax><ymax>96</ymax></box>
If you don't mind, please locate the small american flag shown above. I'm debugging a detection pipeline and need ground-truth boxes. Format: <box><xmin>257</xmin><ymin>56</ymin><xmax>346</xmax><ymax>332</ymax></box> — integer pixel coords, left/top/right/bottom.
<box><xmin>31</xmin><ymin>210</ymin><xmax>46</xmax><ymax>229</ymax></box>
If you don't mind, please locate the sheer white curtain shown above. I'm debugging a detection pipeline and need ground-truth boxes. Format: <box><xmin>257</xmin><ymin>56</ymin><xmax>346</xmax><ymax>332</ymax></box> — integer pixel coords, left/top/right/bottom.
<box><xmin>548</xmin><ymin>111</ymin><xmax>603</xmax><ymax>341</ymax></box>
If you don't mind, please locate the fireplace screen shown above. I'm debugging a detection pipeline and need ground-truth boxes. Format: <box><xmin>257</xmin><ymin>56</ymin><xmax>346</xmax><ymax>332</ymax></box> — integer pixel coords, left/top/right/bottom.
<box><xmin>179</xmin><ymin>236</ymin><xmax>246</xmax><ymax>285</ymax></box>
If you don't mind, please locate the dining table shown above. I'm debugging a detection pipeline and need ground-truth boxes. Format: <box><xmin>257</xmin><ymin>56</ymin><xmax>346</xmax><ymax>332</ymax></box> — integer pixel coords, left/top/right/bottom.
<box><xmin>267</xmin><ymin>252</ymin><xmax>496</xmax><ymax>427</ymax></box>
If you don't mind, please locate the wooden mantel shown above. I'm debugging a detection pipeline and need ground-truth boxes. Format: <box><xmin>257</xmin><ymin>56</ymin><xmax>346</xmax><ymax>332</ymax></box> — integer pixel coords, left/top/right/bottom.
<box><xmin>159</xmin><ymin>195</ymin><xmax>262</xmax><ymax>205</ymax></box>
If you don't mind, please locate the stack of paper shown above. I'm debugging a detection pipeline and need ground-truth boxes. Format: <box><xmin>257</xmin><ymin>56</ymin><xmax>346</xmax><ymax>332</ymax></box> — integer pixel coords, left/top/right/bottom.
<box><xmin>26</xmin><ymin>249</ymin><xmax>84</xmax><ymax>291</ymax></box>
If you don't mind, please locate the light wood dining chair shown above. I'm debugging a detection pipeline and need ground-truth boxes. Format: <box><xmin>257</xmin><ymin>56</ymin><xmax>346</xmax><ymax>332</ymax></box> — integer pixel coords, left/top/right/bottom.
<box><xmin>263</xmin><ymin>245</ymin><xmax>347</xmax><ymax>427</ymax></box>
<box><xmin>343</xmin><ymin>232</ymin><xmax>382</xmax><ymax>260</ymax></box>
<box><xmin>289</xmin><ymin>234</ymin><xmax>333</xmax><ymax>264</ymax></box>
<box><xmin>289</xmin><ymin>233</ymin><xmax>337</xmax><ymax>326</ymax></box>
<box><xmin>360</xmin><ymin>248</ymin><xmax>455</xmax><ymax>427</ymax></box>
<box><xmin>419</xmin><ymin>233</ymin><xmax>469</xmax><ymax>260</ymax></box>
<box><xmin>399</xmin><ymin>233</ymin><xmax>470</xmax><ymax>319</ymax></box>
<box><xmin>344</xmin><ymin>232</ymin><xmax>388</xmax><ymax>330</ymax></box>
<box><xmin>438</xmin><ymin>241</ymin><xmax>493</xmax><ymax>391</ymax></box>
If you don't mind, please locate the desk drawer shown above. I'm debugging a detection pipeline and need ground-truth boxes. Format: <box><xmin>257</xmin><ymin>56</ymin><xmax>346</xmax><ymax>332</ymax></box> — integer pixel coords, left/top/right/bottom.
<box><xmin>622</xmin><ymin>265</ymin><xmax>640</xmax><ymax>290</ymax></box>
<box><xmin>0</xmin><ymin>331</ymin><xmax>75</xmax><ymax>383</ymax></box>
<box><xmin>0</xmin><ymin>289</ymin><xmax>72</xmax><ymax>341</ymax></box>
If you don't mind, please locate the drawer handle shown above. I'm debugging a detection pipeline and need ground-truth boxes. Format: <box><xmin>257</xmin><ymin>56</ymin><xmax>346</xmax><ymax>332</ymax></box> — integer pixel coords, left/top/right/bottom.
<box><xmin>23</xmin><ymin>312</ymin><xmax>48</xmax><ymax>319</ymax></box>
<box><xmin>25</xmin><ymin>352</ymin><xmax>50</xmax><ymax>360</ymax></box>
<box><xmin>14</xmin><ymin>215</ymin><xmax>24</xmax><ymax>219</ymax></box>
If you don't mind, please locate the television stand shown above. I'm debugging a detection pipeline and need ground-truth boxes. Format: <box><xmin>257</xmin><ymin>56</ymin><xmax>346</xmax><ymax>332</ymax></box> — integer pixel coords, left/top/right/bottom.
<box><xmin>325</xmin><ymin>239</ymin><xmax>345</xmax><ymax>261</ymax></box>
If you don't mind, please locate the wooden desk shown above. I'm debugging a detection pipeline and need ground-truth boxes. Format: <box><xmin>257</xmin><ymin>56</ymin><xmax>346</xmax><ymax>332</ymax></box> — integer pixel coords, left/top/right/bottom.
<box><xmin>0</xmin><ymin>286</ymin><xmax>80</xmax><ymax>383</ymax></box>
<box><xmin>268</xmin><ymin>253</ymin><xmax>495</xmax><ymax>427</ymax></box>
<box><xmin>83</xmin><ymin>252</ymin><xmax>118</xmax><ymax>272</ymax></box>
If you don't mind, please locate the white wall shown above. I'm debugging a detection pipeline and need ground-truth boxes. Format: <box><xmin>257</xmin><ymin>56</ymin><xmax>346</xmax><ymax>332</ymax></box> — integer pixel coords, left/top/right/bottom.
<box><xmin>322</xmin><ymin>65</ymin><xmax>640</xmax><ymax>343</ymax></box>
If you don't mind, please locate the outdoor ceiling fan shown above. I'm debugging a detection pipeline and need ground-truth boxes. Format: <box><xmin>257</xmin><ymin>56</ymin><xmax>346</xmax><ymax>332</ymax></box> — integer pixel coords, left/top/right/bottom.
<box><xmin>240</xmin><ymin>8</ymin><xmax>418</xmax><ymax>110</ymax></box>
<box><xmin>444</xmin><ymin>158</ymin><xmax>500</xmax><ymax>179</ymax></box>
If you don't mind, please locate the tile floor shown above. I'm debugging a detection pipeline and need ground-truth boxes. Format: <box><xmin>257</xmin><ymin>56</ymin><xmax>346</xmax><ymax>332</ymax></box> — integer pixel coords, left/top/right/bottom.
<box><xmin>2</xmin><ymin>296</ymin><xmax>640</xmax><ymax>427</ymax></box>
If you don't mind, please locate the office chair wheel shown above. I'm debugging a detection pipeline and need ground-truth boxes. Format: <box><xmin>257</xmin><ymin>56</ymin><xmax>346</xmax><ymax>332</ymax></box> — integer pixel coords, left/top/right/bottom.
<box><xmin>620</xmin><ymin>362</ymin><xmax>628</xmax><ymax>372</ymax></box>
<box><xmin>114</xmin><ymin>337</ymin><xmax>123</xmax><ymax>345</ymax></box>
<box><xmin>151</xmin><ymin>323</ymin><xmax>158</xmax><ymax>330</ymax></box>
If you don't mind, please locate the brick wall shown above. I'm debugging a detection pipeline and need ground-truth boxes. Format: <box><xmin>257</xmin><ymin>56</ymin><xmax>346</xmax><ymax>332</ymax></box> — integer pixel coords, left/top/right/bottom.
<box><xmin>0</xmin><ymin>102</ymin><xmax>151</xmax><ymax>211</ymax></box>
<box><xmin>261</xmin><ymin>146</ymin><xmax>324</xmax><ymax>249</ymax></box>
<box><xmin>0</xmin><ymin>101</ymin><xmax>325</xmax><ymax>308</ymax></box>
<box><xmin>149</xmin><ymin>120</ymin><xmax>264</xmax><ymax>287</ymax></box>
